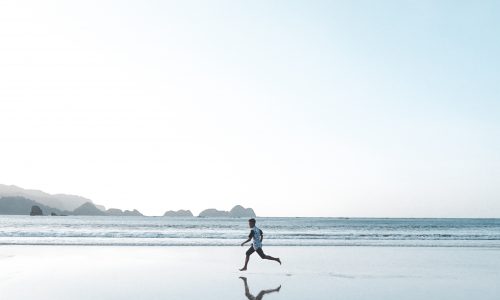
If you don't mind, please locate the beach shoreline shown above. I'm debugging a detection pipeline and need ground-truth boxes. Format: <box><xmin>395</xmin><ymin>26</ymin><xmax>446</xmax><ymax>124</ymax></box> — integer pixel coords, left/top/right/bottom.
<box><xmin>1</xmin><ymin>245</ymin><xmax>499</xmax><ymax>299</ymax></box>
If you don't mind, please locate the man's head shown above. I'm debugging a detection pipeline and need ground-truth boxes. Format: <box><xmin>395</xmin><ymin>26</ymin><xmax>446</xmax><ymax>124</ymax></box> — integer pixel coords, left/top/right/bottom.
<box><xmin>248</xmin><ymin>218</ymin><xmax>256</xmax><ymax>228</ymax></box>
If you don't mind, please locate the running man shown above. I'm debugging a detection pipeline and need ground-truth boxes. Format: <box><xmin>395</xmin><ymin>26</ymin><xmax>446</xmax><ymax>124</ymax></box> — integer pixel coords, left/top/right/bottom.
<box><xmin>240</xmin><ymin>218</ymin><xmax>281</xmax><ymax>271</ymax></box>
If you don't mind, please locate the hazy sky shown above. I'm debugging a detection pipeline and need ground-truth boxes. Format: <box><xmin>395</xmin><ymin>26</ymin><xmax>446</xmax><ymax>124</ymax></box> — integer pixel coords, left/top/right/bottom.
<box><xmin>1</xmin><ymin>1</ymin><xmax>499</xmax><ymax>217</ymax></box>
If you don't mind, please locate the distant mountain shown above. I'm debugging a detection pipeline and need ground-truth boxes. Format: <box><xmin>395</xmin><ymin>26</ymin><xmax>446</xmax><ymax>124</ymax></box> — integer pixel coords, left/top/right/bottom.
<box><xmin>71</xmin><ymin>202</ymin><xmax>107</xmax><ymax>216</ymax></box>
<box><xmin>122</xmin><ymin>209</ymin><xmax>143</xmax><ymax>216</ymax></box>
<box><xmin>0</xmin><ymin>185</ymin><xmax>252</xmax><ymax>218</ymax></box>
<box><xmin>163</xmin><ymin>209</ymin><xmax>193</xmax><ymax>217</ymax></box>
<box><xmin>0</xmin><ymin>197</ymin><xmax>64</xmax><ymax>215</ymax></box>
<box><xmin>0</xmin><ymin>184</ymin><xmax>146</xmax><ymax>216</ymax></box>
<box><xmin>199</xmin><ymin>205</ymin><xmax>256</xmax><ymax>218</ymax></box>
<box><xmin>229</xmin><ymin>205</ymin><xmax>256</xmax><ymax>218</ymax></box>
<box><xmin>105</xmin><ymin>208</ymin><xmax>143</xmax><ymax>216</ymax></box>
<box><xmin>199</xmin><ymin>208</ymin><xmax>230</xmax><ymax>217</ymax></box>
<box><xmin>95</xmin><ymin>205</ymin><xmax>106</xmax><ymax>211</ymax></box>
<box><xmin>0</xmin><ymin>184</ymin><xmax>97</xmax><ymax>211</ymax></box>
<box><xmin>106</xmin><ymin>208</ymin><xmax>125</xmax><ymax>216</ymax></box>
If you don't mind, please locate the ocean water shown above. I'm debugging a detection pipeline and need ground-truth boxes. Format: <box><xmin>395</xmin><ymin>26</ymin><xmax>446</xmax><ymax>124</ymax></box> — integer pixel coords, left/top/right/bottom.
<box><xmin>0</xmin><ymin>216</ymin><xmax>499</xmax><ymax>247</ymax></box>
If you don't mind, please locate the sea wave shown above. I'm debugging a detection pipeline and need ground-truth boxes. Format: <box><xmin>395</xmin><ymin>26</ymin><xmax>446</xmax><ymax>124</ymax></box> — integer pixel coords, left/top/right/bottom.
<box><xmin>0</xmin><ymin>216</ymin><xmax>499</xmax><ymax>247</ymax></box>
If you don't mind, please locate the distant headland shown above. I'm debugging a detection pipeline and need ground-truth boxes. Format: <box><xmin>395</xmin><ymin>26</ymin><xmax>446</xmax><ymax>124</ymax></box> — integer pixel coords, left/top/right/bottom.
<box><xmin>163</xmin><ymin>205</ymin><xmax>256</xmax><ymax>218</ymax></box>
<box><xmin>0</xmin><ymin>184</ymin><xmax>256</xmax><ymax>218</ymax></box>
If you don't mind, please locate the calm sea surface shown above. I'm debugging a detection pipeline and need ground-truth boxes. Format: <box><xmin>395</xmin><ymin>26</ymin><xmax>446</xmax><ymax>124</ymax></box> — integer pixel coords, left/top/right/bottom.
<box><xmin>0</xmin><ymin>216</ymin><xmax>499</xmax><ymax>247</ymax></box>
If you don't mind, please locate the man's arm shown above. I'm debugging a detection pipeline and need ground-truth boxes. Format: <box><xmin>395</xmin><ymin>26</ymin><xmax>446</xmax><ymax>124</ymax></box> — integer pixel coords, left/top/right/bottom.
<box><xmin>260</xmin><ymin>229</ymin><xmax>264</xmax><ymax>242</ymax></box>
<box><xmin>241</xmin><ymin>231</ymin><xmax>253</xmax><ymax>246</ymax></box>
<box><xmin>241</xmin><ymin>237</ymin><xmax>252</xmax><ymax>246</ymax></box>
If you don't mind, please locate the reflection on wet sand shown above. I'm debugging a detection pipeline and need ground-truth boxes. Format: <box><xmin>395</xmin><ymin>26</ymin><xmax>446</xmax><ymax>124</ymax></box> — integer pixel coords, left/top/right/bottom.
<box><xmin>239</xmin><ymin>277</ymin><xmax>281</xmax><ymax>300</ymax></box>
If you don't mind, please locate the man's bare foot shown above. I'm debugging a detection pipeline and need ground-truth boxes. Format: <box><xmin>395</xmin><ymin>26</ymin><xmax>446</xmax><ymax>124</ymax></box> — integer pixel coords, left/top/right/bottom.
<box><xmin>239</xmin><ymin>267</ymin><xmax>247</xmax><ymax>271</ymax></box>
<box><xmin>277</xmin><ymin>258</ymin><xmax>281</xmax><ymax>265</ymax></box>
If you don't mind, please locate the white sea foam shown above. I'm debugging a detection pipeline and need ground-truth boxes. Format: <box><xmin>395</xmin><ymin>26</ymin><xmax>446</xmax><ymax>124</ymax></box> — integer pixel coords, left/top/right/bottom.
<box><xmin>0</xmin><ymin>216</ymin><xmax>499</xmax><ymax>247</ymax></box>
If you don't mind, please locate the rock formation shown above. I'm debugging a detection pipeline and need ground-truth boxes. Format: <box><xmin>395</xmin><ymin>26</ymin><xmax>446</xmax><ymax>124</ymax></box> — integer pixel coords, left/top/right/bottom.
<box><xmin>163</xmin><ymin>210</ymin><xmax>194</xmax><ymax>217</ymax></box>
<box><xmin>71</xmin><ymin>202</ymin><xmax>107</xmax><ymax>216</ymax></box>
<box><xmin>122</xmin><ymin>209</ymin><xmax>143</xmax><ymax>216</ymax></box>
<box><xmin>30</xmin><ymin>205</ymin><xmax>43</xmax><ymax>216</ymax></box>
<box><xmin>229</xmin><ymin>205</ymin><xmax>256</xmax><ymax>218</ymax></box>
<box><xmin>198</xmin><ymin>205</ymin><xmax>256</xmax><ymax>218</ymax></box>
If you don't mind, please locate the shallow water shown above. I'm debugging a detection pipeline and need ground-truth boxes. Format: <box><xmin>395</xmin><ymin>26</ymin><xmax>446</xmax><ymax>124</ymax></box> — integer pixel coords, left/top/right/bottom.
<box><xmin>0</xmin><ymin>216</ymin><xmax>499</xmax><ymax>247</ymax></box>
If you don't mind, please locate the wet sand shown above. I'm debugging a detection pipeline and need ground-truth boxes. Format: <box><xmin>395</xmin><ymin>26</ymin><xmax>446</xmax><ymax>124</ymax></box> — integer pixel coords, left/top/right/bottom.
<box><xmin>0</xmin><ymin>246</ymin><xmax>499</xmax><ymax>299</ymax></box>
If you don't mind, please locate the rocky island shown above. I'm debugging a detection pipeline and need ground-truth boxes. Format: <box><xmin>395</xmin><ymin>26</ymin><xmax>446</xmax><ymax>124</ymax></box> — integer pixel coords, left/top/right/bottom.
<box><xmin>198</xmin><ymin>205</ymin><xmax>256</xmax><ymax>218</ymax></box>
<box><xmin>163</xmin><ymin>205</ymin><xmax>256</xmax><ymax>218</ymax></box>
<box><xmin>163</xmin><ymin>210</ymin><xmax>194</xmax><ymax>217</ymax></box>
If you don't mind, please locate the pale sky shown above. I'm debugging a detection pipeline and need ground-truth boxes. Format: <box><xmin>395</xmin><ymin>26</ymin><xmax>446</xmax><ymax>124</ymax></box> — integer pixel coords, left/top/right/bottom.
<box><xmin>1</xmin><ymin>0</ymin><xmax>499</xmax><ymax>217</ymax></box>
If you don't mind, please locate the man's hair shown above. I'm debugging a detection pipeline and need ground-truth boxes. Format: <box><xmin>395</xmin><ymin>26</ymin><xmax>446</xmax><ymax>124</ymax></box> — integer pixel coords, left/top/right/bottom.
<box><xmin>248</xmin><ymin>218</ymin><xmax>256</xmax><ymax>223</ymax></box>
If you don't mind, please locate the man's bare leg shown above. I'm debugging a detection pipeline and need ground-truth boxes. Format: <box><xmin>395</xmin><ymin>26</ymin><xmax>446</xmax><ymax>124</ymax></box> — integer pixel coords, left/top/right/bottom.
<box><xmin>258</xmin><ymin>250</ymin><xmax>281</xmax><ymax>265</ymax></box>
<box><xmin>240</xmin><ymin>255</ymin><xmax>250</xmax><ymax>271</ymax></box>
<box><xmin>263</xmin><ymin>255</ymin><xmax>281</xmax><ymax>265</ymax></box>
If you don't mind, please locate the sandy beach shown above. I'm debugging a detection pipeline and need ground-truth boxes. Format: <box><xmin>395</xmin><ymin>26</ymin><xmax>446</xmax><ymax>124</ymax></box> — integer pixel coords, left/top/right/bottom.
<box><xmin>1</xmin><ymin>246</ymin><xmax>499</xmax><ymax>299</ymax></box>
<box><xmin>1</xmin><ymin>1</ymin><xmax>499</xmax><ymax>299</ymax></box>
